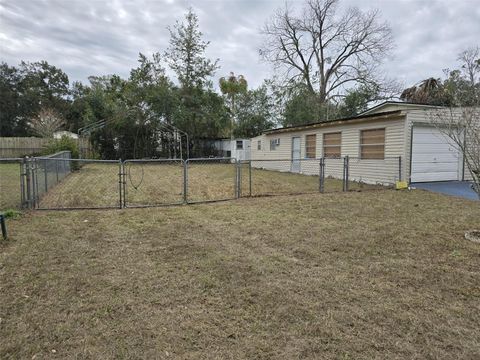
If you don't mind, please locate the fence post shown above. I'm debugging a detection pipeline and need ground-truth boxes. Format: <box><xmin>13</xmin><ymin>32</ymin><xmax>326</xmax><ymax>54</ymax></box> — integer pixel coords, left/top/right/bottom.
<box><xmin>55</xmin><ymin>158</ymin><xmax>59</xmax><ymax>183</ymax></box>
<box><xmin>123</xmin><ymin>161</ymin><xmax>127</xmax><ymax>208</ymax></box>
<box><xmin>118</xmin><ymin>160</ymin><xmax>123</xmax><ymax>209</ymax></box>
<box><xmin>319</xmin><ymin>158</ymin><xmax>325</xmax><ymax>193</ymax></box>
<box><xmin>183</xmin><ymin>160</ymin><xmax>188</xmax><ymax>204</ymax></box>
<box><xmin>19</xmin><ymin>160</ymin><xmax>25</xmax><ymax>208</ymax></box>
<box><xmin>345</xmin><ymin>155</ymin><xmax>350</xmax><ymax>191</ymax></box>
<box><xmin>24</xmin><ymin>158</ymin><xmax>31</xmax><ymax>208</ymax></box>
<box><xmin>236</xmin><ymin>160</ymin><xmax>241</xmax><ymax>199</ymax></box>
<box><xmin>398</xmin><ymin>156</ymin><xmax>402</xmax><ymax>181</ymax></box>
<box><xmin>33</xmin><ymin>159</ymin><xmax>39</xmax><ymax>208</ymax></box>
<box><xmin>343</xmin><ymin>156</ymin><xmax>349</xmax><ymax>192</ymax></box>
<box><xmin>44</xmin><ymin>159</ymin><xmax>48</xmax><ymax>193</ymax></box>
<box><xmin>249</xmin><ymin>160</ymin><xmax>252</xmax><ymax>197</ymax></box>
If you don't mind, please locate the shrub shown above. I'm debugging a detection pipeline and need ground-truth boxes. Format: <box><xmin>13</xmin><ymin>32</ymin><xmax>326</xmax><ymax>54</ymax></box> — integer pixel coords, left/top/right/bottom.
<box><xmin>43</xmin><ymin>136</ymin><xmax>79</xmax><ymax>159</ymax></box>
<box><xmin>3</xmin><ymin>209</ymin><xmax>21</xmax><ymax>219</ymax></box>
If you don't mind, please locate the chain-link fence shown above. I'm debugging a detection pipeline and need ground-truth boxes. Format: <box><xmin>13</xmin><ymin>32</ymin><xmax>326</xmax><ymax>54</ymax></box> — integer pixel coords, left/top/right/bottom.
<box><xmin>185</xmin><ymin>158</ymin><xmax>238</xmax><ymax>203</ymax></box>
<box><xmin>2</xmin><ymin>155</ymin><xmax>402</xmax><ymax>210</ymax></box>
<box><xmin>346</xmin><ymin>157</ymin><xmax>402</xmax><ymax>189</ymax></box>
<box><xmin>245</xmin><ymin>159</ymin><xmax>321</xmax><ymax>196</ymax></box>
<box><xmin>35</xmin><ymin>158</ymin><xmax>121</xmax><ymax>210</ymax></box>
<box><xmin>0</xmin><ymin>158</ymin><xmax>26</xmax><ymax>211</ymax></box>
<box><xmin>123</xmin><ymin>159</ymin><xmax>185</xmax><ymax>207</ymax></box>
<box><xmin>33</xmin><ymin>151</ymin><xmax>72</xmax><ymax>202</ymax></box>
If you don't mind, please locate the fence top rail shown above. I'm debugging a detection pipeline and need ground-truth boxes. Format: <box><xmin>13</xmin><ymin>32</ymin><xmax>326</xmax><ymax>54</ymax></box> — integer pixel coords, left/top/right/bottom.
<box><xmin>33</xmin><ymin>157</ymin><xmax>119</xmax><ymax>163</ymax></box>
<box><xmin>40</xmin><ymin>150</ymin><xmax>71</xmax><ymax>159</ymax></box>
<box><xmin>251</xmin><ymin>156</ymin><xmax>402</xmax><ymax>161</ymax></box>
<box><xmin>251</xmin><ymin>158</ymin><xmax>321</xmax><ymax>162</ymax></box>
<box><xmin>0</xmin><ymin>157</ymin><xmax>24</xmax><ymax>162</ymax></box>
<box><xmin>124</xmin><ymin>158</ymin><xmax>184</xmax><ymax>163</ymax></box>
<box><xmin>186</xmin><ymin>157</ymin><xmax>237</xmax><ymax>162</ymax></box>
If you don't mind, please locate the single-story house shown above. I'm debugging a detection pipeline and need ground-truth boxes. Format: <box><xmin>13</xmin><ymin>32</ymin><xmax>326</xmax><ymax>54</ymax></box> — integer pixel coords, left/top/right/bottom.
<box><xmin>251</xmin><ymin>102</ymin><xmax>478</xmax><ymax>184</ymax></box>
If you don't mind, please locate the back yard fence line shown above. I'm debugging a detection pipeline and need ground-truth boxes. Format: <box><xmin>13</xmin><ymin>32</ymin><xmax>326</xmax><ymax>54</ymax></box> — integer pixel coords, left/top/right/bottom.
<box><xmin>0</xmin><ymin>137</ymin><xmax>92</xmax><ymax>158</ymax></box>
<box><xmin>0</xmin><ymin>155</ymin><xmax>402</xmax><ymax>210</ymax></box>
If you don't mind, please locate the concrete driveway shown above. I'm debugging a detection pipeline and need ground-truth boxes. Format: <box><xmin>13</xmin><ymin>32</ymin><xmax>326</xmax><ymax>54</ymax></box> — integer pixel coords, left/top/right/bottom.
<box><xmin>412</xmin><ymin>181</ymin><xmax>479</xmax><ymax>201</ymax></box>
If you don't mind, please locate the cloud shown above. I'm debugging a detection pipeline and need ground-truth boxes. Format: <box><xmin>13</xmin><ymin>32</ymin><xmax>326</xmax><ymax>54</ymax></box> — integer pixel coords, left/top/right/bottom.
<box><xmin>0</xmin><ymin>0</ymin><xmax>478</xmax><ymax>90</ymax></box>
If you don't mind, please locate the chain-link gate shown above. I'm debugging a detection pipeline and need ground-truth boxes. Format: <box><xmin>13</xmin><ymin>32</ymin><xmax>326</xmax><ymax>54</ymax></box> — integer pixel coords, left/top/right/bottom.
<box><xmin>123</xmin><ymin>159</ymin><xmax>185</xmax><ymax>207</ymax></box>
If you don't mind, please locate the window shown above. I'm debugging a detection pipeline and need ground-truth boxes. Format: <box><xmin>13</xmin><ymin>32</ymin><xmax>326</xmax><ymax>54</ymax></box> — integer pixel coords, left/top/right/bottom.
<box><xmin>323</xmin><ymin>132</ymin><xmax>341</xmax><ymax>158</ymax></box>
<box><xmin>236</xmin><ymin>140</ymin><xmax>243</xmax><ymax>150</ymax></box>
<box><xmin>305</xmin><ymin>134</ymin><xmax>316</xmax><ymax>158</ymax></box>
<box><xmin>270</xmin><ymin>138</ymin><xmax>280</xmax><ymax>150</ymax></box>
<box><xmin>257</xmin><ymin>140</ymin><xmax>261</xmax><ymax>150</ymax></box>
<box><xmin>360</xmin><ymin>128</ymin><xmax>385</xmax><ymax>159</ymax></box>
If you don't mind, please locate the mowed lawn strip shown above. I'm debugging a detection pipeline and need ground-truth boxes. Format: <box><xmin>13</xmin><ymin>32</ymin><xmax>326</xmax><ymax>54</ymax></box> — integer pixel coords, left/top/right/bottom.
<box><xmin>1</xmin><ymin>190</ymin><xmax>479</xmax><ymax>359</ymax></box>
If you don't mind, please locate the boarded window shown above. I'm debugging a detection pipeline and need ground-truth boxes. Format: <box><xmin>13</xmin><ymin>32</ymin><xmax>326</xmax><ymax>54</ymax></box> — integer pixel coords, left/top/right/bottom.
<box><xmin>323</xmin><ymin>132</ymin><xmax>341</xmax><ymax>158</ymax></box>
<box><xmin>257</xmin><ymin>140</ymin><xmax>261</xmax><ymax>150</ymax></box>
<box><xmin>360</xmin><ymin>128</ymin><xmax>385</xmax><ymax>159</ymax></box>
<box><xmin>305</xmin><ymin>134</ymin><xmax>316</xmax><ymax>158</ymax></box>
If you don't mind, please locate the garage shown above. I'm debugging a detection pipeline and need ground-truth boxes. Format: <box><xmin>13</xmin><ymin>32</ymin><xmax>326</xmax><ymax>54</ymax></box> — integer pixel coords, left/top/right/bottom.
<box><xmin>410</xmin><ymin>125</ymin><xmax>462</xmax><ymax>182</ymax></box>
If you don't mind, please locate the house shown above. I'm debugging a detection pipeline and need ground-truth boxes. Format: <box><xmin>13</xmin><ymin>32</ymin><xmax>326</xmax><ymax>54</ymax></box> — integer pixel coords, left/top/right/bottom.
<box><xmin>210</xmin><ymin>138</ymin><xmax>251</xmax><ymax>161</ymax></box>
<box><xmin>53</xmin><ymin>130</ymin><xmax>79</xmax><ymax>139</ymax></box>
<box><xmin>251</xmin><ymin>102</ymin><xmax>478</xmax><ymax>184</ymax></box>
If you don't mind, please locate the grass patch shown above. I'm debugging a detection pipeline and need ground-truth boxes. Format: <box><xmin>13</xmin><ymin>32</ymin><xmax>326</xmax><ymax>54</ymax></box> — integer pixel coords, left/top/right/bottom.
<box><xmin>0</xmin><ymin>190</ymin><xmax>479</xmax><ymax>358</ymax></box>
<box><xmin>0</xmin><ymin>163</ymin><xmax>22</xmax><ymax>211</ymax></box>
<box><xmin>2</xmin><ymin>209</ymin><xmax>22</xmax><ymax>219</ymax></box>
<box><xmin>38</xmin><ymin>162</ymin><xmax>382</xmax><ymax>209</ymax></box>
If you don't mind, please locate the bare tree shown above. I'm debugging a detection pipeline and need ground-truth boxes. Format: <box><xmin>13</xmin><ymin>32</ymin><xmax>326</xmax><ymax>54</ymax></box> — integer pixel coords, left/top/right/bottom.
<box><xmin>29</xmin><ymin>108</ymin><xmax>65</xmax><ymax>138</ymax></box>
<box><xmin>260</xmin><ymin>0</ymin><xmax>395</xmax><ymax>104</ymax></box>
<box><xmin>431</xmin><ymin>107</ymin><xmax>480</xmax><ymax>198</ymax></box>
<box><xmin>430</xmin><ymin>47</ymin><xmax>480</xmax><ymax>197</ymax></box>
<box><xmin>458</xmin><ymin>46</ymin><xmax>480</xmax><ymax>86</ymax></box>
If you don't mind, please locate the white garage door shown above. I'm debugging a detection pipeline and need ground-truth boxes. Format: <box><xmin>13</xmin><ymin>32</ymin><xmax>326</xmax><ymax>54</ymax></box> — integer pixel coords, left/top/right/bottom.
<box><xmin>411</xmin><ymin>126</ymin><xmax>461</xmax><ymax>182</ymax></box>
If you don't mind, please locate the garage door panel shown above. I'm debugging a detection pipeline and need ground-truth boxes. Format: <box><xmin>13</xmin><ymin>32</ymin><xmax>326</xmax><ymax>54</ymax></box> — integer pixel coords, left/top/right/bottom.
<box><xmin>412</xmin><ymin>162</ymin><xmax>460</xmax><ymax>173</ymax></box>
<box><xmin>411</xmin><ymin>143</ymin><xmax>459</xmax><ymax>154</ymax></box>
<box><xmin>411</xmin><ymin>172</ymin><xmax>459</xmax><ymax>182</ymax></box>
<box><xmin>411</xmin><ymin>126</ymin><xmax>461</xmax><ymax>182</ymax></box>
<box><xmin>413</xmin><ymin>135</ymin><xmax>451</xmax><ymax>144</ymax></box>
<box><xmin>412</xmin><ymin>152</ymin><xmax>459</xmax><ymax>162</ymax></box>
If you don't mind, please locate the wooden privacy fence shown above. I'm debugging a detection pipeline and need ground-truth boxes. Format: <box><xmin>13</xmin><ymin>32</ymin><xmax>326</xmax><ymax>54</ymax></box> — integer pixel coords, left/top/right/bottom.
<box><xmin>0</xmin><ymin>137</ymin><xmax>91</xmax><ymax>158</ymax></box>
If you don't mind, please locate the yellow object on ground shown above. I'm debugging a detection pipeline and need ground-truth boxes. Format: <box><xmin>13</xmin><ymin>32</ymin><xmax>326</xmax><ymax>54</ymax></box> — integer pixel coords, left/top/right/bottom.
<box><xmin>396</xmin><ymin>181</ymin><xmax>408</xmax><ymax>190</ymax></box>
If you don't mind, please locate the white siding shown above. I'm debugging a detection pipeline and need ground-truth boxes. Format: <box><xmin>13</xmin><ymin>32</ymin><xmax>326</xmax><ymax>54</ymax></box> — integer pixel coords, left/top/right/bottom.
<box><xmin>405</xmin><ymin>108</ymin><xmax>480</xmax><ymax>182</ymax></box>
<box><xmin>251</xmin><ymin>116</ymin><xmax>406</xmax><ymax>184</ymax></box>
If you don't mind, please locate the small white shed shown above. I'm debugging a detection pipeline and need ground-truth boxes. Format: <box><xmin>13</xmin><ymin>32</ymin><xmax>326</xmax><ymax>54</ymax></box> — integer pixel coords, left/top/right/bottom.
<box><xmin>213</xmin><ymin>138</ymin><xmax>251</xmax><ymax>160</ymax></box>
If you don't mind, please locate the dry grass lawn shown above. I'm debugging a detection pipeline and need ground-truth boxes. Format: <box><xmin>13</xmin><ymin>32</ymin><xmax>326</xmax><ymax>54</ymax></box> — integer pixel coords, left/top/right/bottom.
<box><xmin>36</xmin><ymin>162</ymin><xmax>382</xmax><ymax>209</ymax></box>
<box><xmin>0</xmin><ymin>162</ymin><xmax>23</xmax><ymax>211</ymax></box>
<box><xmin>1</xmin><ymin>189</ymin><xmax>479</xmax><ymax>359</ymax></box>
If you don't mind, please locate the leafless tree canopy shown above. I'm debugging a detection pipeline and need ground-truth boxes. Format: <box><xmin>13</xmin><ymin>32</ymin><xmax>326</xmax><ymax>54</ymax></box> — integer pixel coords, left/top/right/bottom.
<box><xmin>432</xmin><ymin>107</ymin><xmax>480</xmax><ymax>198</ymax></box>
<box><xmin>29</xmin><ymin>108</ymin><xmax>65</xmax><ymax>138</ymax></box>
<box><xmin>458</xmin><ymin>46</ymin><xmax>480</xmax><ymax>86</ymax></box>
<box><xmin>260</xmin><ymin>0</ymin><xmax>394</xmax><ymax>103</ymax></box>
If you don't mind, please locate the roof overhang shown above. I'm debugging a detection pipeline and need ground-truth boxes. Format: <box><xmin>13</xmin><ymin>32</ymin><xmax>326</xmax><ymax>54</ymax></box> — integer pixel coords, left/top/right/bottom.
<box><xmin>264</xmin><ymin>110</ymin><xmax>405</xmax><ymax>135</ymax></box>
<box><xmin>359</xmin><ymin>101</ymin><xmax>442</xmax><ymax>116</ymax></box>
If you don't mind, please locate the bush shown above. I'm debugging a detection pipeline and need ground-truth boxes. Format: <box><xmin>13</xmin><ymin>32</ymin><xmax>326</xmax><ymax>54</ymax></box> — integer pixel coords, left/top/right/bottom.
<box><xmin>2</xmin><ymin>209</ymin><xmax>21</xmax><ymax>219</ymax></box>
<box><xmin>42</xmin><ymin>136</ymin><xmax>79</xmax><ymax>158</ymax></box>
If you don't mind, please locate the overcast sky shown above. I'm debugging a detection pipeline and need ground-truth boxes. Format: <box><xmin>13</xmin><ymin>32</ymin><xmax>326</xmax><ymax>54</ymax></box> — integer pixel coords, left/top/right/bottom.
<box><xmin>1</xmin><ymin>0</ymin><xmax>479</xmax><ymax>91</ymax></box>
